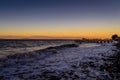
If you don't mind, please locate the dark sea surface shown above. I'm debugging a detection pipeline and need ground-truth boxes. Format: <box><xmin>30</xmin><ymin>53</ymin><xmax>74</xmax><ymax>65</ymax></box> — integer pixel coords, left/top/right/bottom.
<box><xmin>0</xmin><ymin>39</ymin><xmax>74</xmax><ymax>57</ymax></box>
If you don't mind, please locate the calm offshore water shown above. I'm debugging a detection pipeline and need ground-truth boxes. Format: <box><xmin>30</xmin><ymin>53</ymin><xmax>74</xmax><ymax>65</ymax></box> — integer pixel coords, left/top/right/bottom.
<box><xmin>0</xmin><ymin>40</ymin><xmax>74</xmax><ymax>56</ymax></box>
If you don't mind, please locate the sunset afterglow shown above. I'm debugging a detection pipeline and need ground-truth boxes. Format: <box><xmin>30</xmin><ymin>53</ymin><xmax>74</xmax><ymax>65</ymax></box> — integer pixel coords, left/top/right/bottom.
<box><xmin>0</xmin><ymin>0</ymin><xmax>120</xmax><ymax>39</ymax></box>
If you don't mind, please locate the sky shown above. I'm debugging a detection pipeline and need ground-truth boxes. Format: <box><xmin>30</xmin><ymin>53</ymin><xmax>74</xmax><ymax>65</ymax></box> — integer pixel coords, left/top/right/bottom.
<box><xmin>0</xmin><ymin>0</ymin><xmax>120</xmax><ymax>39</ymax></box>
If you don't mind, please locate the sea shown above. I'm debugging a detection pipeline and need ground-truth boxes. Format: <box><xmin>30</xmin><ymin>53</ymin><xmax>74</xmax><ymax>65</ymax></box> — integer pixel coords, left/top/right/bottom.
<box><xmin>0</xmin><ymin>39</ymin><xmax>74</xmax><ymax>57</ymax></box>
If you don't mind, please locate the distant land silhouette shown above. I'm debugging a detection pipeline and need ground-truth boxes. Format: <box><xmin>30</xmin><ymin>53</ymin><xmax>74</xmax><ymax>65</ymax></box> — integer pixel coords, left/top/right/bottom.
<box><xmin>0</xmin><ymin>36</ymin><xmax>82</xmax><ymax>40</ymax></box>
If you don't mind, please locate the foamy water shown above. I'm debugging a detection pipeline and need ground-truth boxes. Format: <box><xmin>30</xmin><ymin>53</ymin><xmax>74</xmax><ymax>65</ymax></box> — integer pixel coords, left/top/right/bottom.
<box><xmin>79</xmin><ymin>43</ymin><xmax>101</xmax><ymax>48</ymax></box>
<box><xmin>0</xmin><ymin>41</ymin><xmax>115</xmax><ymax>80</ymax></box>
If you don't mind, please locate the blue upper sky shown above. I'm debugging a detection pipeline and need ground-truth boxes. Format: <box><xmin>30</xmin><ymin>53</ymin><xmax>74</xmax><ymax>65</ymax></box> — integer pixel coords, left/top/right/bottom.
<box><xmin>0</xmin><ymin>0</ymin><xmax>119</xmax><ymax>20</ymax></box>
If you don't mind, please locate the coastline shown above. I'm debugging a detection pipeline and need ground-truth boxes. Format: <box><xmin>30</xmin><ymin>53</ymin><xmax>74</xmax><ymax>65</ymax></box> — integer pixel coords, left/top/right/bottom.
<box><xmin>0</xmin><ymin>43</ymin><xmax>118</xmax><ymax>80</ymax></box>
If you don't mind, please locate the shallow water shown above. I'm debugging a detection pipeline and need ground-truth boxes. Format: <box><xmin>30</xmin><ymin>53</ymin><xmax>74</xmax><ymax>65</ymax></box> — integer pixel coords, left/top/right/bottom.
<box><xmin>79</xmin><ymin>43</ymin><xmax>101</xmax><ymax>48</ymax></box>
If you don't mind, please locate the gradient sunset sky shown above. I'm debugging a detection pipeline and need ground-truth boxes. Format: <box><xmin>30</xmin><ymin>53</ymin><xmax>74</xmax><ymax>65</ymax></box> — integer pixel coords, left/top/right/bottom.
<box><xmin>0</xmin><ymin>0</ymin><xmax>120</xmax><ymax>39</ymax></box>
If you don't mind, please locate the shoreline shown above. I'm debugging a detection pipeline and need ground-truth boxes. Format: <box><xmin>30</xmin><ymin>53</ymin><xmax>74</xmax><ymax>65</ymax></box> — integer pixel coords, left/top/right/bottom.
<box><xmin>0</xmin><ymin>43</ymin><xmax>118</xmax><ymax>80</ymax></box>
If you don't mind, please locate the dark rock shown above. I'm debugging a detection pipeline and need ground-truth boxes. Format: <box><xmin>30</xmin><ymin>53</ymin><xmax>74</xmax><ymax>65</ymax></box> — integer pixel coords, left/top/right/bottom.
<box><xmin>0</xmin><ymin>76</ymin><xmax>5</xmax><ymax>80</ymax></box>
<box><xmin>49</xmin><ymin>75</ymin><xmax>60</xmax><ymax>80</ymax></box>
<box><xmin>73</xmin><ymin>74</ymin><xmax>80</xmax><ymax>79</ymax></box>
<box><xmin>71</xmin><ymin>64</ymin><xmax>78</xmax><ymax>69</ymax></box>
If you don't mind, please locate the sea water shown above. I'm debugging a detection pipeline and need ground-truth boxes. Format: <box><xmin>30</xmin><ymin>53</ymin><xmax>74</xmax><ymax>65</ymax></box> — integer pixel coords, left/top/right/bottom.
<box><xmin>0</xmin><ymin>40</ymin><xmax>74</xmax><ymax>57</ymax></box>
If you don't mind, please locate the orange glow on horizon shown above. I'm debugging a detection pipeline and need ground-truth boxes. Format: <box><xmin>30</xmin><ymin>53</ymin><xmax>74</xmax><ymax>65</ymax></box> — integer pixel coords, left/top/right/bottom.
<box><xmin>0</xmin><ymin>23</ymin><xmax>120</xmax><ymax>39</ymax></box>
<box><xmin>0</xmin><ymin>33</ymin><xmax>116</xmax><ymax>39</ymax></box>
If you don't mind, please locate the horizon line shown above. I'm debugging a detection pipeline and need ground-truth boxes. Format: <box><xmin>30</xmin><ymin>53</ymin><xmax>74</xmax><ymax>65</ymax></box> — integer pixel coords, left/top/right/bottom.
<box><xmin>0</xmin><ymin>36</ymin><xmax>111</xmax><ymax>40</ymax></box>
